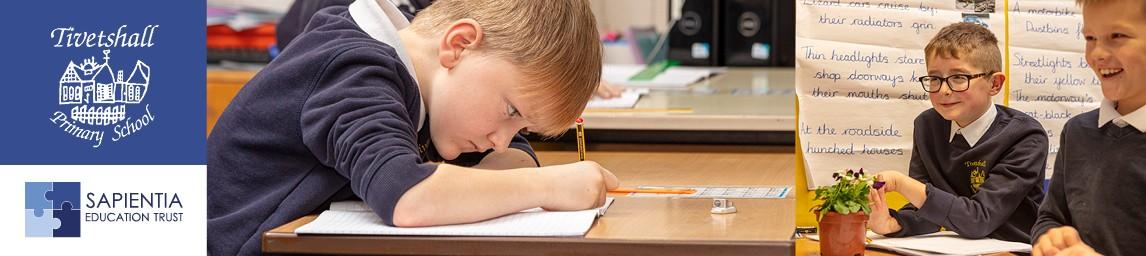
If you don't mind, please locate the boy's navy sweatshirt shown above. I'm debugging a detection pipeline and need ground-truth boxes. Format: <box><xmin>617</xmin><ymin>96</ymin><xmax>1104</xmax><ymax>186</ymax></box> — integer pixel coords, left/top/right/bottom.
<box><xmin>207</xmin><ymin>4</ymin><xmax>537</xmax><ymax>255</ymax></box>
<box><xmin>886</xmin><ymin>105</ymin><xmax>1047</xmax><ymax>243</ymax></box>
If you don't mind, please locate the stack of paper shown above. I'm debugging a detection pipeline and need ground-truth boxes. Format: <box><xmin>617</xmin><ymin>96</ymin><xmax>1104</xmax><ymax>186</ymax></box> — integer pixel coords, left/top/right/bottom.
<box><xmin>867</xmin><ymin>231</ymin><xmax>1031</xmax><ymax>255</ymax></box>
<box><xmin>805</xmin><ymin>231</ymin><xmax>1031</xmax><ymax>255</ymax></box>
<box><xmin>296</xmin><ymin>198</ymin><xmax>614</xmax><ymax>237</ymax></box>
<box><xmin>602</xmin><ymin>64</ymin><xmax>723</xmax><ymax>88</ymax></box>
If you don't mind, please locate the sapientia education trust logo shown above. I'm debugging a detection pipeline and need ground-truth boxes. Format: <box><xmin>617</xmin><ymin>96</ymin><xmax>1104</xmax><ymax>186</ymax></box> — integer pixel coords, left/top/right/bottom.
<box><xmin>48</xmin><ymin>25</ymin><xmax>158</xmax><ymax>149</ymax></box>
<box><xmin>25</xmin><ymin>182</ymin><xmax>82</xmax><ymax>237</ymax></box>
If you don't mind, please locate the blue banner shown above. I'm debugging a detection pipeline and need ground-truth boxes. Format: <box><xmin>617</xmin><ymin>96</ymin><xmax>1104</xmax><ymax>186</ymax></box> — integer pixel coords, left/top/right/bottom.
<box><xmin>0</xmin><ymin>0</ymin><xmax>205</xmax><ymax>164</ymax></box>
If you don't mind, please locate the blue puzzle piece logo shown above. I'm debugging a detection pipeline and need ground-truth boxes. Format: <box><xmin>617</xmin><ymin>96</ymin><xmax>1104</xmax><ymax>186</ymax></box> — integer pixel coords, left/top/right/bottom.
<box><xmin>25</xmin><ymin>182</ymin><xmax>81</xmax><ymax>237</ymax></box>
<box><xmin>25</xmin><ymin>182</ymin><xmax>53</xmax><ymax>217</ymax></box>
<box><xmin>25</xmin><ymin>209</ymin><xmax>60</xmax><ymax>237</ymax></box>
<box><xmin>47</xmin><ymin>182</ymin><xmax>81</xmax><ymax>212</ymax></box>
<box><xmin>54</xmin><ymin>202</ymin><xmax>81</xmax><ymax>237</ymax></box>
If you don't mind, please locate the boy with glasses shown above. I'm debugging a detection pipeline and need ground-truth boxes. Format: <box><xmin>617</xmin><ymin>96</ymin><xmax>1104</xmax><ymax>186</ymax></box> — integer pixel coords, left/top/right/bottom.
<box><xmin>866</xmin><ymin>22</ymin><xmax>1050</xmax><ymax>243</ymax></box>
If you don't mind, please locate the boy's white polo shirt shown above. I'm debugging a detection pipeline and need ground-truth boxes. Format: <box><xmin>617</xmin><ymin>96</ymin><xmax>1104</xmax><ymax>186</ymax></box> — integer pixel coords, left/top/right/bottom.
<box><xmin>949</xmin><ymin>104</ymin><xmax>997</xmax><ymax>147</ymax></box>
<box><xmin>349</xmin><ymin>0</ymin><xmax>427</xmax><ymax>131</ymax></box>
<box><xmin>1098</xmin><ymin>99</ymin><xmax>1146</xmax><ymax>133</ymax></box>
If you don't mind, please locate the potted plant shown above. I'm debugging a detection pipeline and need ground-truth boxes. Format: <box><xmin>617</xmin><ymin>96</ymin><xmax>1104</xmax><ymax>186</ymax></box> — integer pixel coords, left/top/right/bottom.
<box><xmin>811</xmin><ymin>169</ymin><xmax>876</xmax><ymax>256</ymax></box>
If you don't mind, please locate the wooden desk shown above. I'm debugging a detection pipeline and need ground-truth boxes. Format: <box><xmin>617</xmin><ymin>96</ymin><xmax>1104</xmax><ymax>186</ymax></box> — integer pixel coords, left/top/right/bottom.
<box><xmin>207</xmin><ymin>67</ymin><xmax>798</xmax><ymax>144</ymax></box>
<box><xmin>581</xmin><ymin>67</ymin><xmax>796</xmax><ymax>145</ymax></box>
<box><xmin>206</xmin><ymin>69</ymin><xmax>256</xmax><ymax>136</ymax></box>
<box><xmin>263</xmin><ymin>149</ymin><xmax>797</xmax><ymax>255</ymax></box>
<box><xmin>795</xmin><ymin>238</ymin><xmax>897</xmax><ymax>256</ymax></box>
<box><xmin>585</xmin><ymin>67</ymin><xmax>795</xmax><ymax>132</ymax></box>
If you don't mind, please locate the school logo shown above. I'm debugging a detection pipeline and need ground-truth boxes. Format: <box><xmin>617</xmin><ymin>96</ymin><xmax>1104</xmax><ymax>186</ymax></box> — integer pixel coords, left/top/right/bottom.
<box><xmin>50</xmin><ymin>49</ymin><xmax>154</xmax><ymax>148</ymax></box>
<box><xmin>965</xmin><ymin>159</ymin><xmax>988</xmax><ymax>193</ymax></box>
<box><xmin>25</xmin><ymin>182</ymin><xmax>82</xmax><ymax>237</ymax></box>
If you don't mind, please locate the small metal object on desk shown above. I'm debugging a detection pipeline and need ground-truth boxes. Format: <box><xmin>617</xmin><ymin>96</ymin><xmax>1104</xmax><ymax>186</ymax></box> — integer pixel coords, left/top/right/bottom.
<box><xmin>710</xmin><ymin>198</ymin><xmax>737</xmax><ymax>214</ymax></box>
<box><xmin>793</xmin><ymin>226</ymin><xmax>817</xmax><ymax>239</ymax></box>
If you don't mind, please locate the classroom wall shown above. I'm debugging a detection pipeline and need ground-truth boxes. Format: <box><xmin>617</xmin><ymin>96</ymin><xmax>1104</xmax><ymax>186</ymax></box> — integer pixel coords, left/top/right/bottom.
<box><xmin>589</xmin><ymin>0</ymin><xmax>671</xmax><ymax>32</ymax></box>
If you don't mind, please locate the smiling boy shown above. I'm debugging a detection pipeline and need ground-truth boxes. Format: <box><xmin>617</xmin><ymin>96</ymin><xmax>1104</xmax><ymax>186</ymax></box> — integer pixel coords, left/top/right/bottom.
<box><xmin>867</xmin><ymin>22</ymin><xmax>1049</xmax><ymax>243</ymax></box>
<box><xmin>1031</xmin><ymin>0</ymin><xmax>1146</xmax><ymax>255</ymax></box>
<box><xmin>207</xmin><ymin>0</ymin><xmax>619</xmax><ymax>255</ymax></box>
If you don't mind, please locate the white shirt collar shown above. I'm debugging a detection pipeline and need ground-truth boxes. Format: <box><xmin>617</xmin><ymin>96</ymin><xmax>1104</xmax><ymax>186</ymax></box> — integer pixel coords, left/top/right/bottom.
<box><xmin>1098</xmin><ymin>99</ymin><xmax>1146</xmax><ymax>133</ymax></box>
<box><xmin>348</xmin><ymin>0</ymin><xmax>426</xmax><ymax>132</ymax></box>
<box><xmin>949</xmin><ymin>104</ymin><xmax>998</xmax><ymax>147</ymax></box>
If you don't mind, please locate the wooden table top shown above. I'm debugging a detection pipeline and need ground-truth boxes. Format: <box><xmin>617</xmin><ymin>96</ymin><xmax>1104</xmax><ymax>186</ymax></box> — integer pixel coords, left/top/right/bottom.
<box><xmin>263</xmin><ymin>147</ymin><xmax>797</xmax><ymax>255</ymax></box>
<box><xmin>795</xmin><ymin>238</ymin><xmax>897</xmax><ymax>256</ymax></box>
<box><xmin>584</xmin><ymin>67</ymin><xmax>795</xmax><ymax>132</ymax></box>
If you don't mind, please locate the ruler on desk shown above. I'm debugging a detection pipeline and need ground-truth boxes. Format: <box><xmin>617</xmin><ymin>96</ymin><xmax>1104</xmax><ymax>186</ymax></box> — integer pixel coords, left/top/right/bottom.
<box><xmin>625</xmin><ymin>186</ymin><xmax>790</xmax><ymax>199</ymax></box>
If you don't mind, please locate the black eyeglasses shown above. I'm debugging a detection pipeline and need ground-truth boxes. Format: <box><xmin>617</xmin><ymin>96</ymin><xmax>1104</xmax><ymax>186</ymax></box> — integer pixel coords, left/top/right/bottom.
<box><xmin>918</xmin><ymin>72</ymin><xmax>993</xmax><ymax>93</ymax></box>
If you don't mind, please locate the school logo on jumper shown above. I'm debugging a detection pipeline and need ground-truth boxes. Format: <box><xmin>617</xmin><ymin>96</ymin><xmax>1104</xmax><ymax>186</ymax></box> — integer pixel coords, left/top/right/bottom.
<box><xmin>25</xmin><ymin>182</ymin><xmax>82</xmax><ymax>237</ymax></box>
<box><xmin>49</xmin><ymin>25</ymin><xmax>158</xmax><ymax>148</ymax></box>
<box><xmin>966</xmin><ymin>160</ymin><xmax>988</xmax><ymax>193</ymax></box>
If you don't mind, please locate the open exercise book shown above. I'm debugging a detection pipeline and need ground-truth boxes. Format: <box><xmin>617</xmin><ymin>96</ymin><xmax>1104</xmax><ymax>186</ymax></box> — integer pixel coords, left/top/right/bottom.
<box><xmin>295</xmin><ymin>198</ymin><xmax>614</xmax><ymax>237</ymax></box>
<box><xmin>806</xmin><ymin>231</ymin><xmax>1031</xmax><ymax>256</ymax></box>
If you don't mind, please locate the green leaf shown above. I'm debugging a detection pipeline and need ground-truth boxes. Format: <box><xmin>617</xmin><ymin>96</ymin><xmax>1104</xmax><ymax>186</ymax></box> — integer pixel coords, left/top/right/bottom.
<box><xmin>846</xmin><ymin>201</ymin><xmax>859</xmax><ymax>209</ymax></box>
<box><xmin>817</xmin><ymin>170</ymin><xmax>879</xmax><ymax>215</ymax></box>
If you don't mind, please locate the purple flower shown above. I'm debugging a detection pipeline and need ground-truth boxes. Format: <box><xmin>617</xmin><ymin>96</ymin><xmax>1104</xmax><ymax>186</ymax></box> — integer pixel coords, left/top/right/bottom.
<box><xmin>872</xmin><ymin>181</ymin><xmax>886</xmax><ymax>189</ymax></box>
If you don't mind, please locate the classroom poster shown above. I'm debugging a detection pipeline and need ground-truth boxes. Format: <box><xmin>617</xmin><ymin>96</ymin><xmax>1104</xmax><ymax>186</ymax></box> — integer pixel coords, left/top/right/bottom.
<box><xmin>0</xmin><ymin>0</ymin><xmax>207</xmax><ymax>254</ymax></box>
<box><xmin>797</xmin><ymin>0</ymin><xmax>1008</xmax><ymax>188</ymax></box>
<box><xmin>1006</xmin><ymin>0</ymin><xmax>1099</xmax><ymax>176</ymax></box>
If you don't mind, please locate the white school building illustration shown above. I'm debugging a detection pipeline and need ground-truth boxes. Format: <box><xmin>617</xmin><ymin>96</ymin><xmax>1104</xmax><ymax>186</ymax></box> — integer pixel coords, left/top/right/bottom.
<box><xmin>58</xmin><ymin>50</ymin><xmax>150</xmax><ymax>126</ymax></box>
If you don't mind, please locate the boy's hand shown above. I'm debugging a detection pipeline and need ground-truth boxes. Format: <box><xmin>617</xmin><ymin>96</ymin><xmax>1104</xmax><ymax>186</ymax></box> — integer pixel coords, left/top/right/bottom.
<box><xmin>594</xmin><ymin>81</ymin><xmax>623</xmax><ymax>99</ymax></box>
<box><xmin>874</xmin><ymin>171</ymin><xmax>906</xmax><ymax>192</ymax></box>
<box><xmin>867</xmin><ymin>187</ymin><xmax>902</xmax><ymax>235</ymax></box>
<box><xmin>539</xmin><ymin>161</ymin><xmax>620</xmax><ymax>211</ymax></box>
<box><xmin>874</xmin><ymin>170</ymin><xmax>929</xmax><ymax>209</ymax></box>
<box><xmin>1053</xmin><ymin>245</ymin><xmax>1101</xmax><ymax>256</ymax></box>
<box><xmin>1034</xmin><ymin>226</ymin><xmax>1101</xmax><ymax>256</ymax></box>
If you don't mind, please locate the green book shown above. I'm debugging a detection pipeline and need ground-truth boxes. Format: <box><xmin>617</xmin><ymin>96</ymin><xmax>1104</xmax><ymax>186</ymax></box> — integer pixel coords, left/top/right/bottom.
<box><xmin>628</xmin><ymin>60</ymin><xmax>679</xmax><ymax>81</ymax></box>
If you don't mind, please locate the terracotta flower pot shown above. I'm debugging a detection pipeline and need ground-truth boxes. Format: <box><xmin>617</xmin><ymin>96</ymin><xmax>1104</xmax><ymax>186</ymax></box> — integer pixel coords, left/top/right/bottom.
<box><xmin>818</xmin><ymin>212</ymin><xmax>868</xmax><ymax>256</ymax></box>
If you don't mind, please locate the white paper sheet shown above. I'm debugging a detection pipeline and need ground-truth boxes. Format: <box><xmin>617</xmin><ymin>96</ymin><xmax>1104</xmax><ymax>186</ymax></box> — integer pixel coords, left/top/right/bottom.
<box><xmin>1006</xmin><ymin>0</ymin><xmax>1101</xmax><ymax>177</ymax></box>
<box><xmin>796</xmin><ymin>1</ymin><xmax>1009</xmax><ymax>189</ymax></box>
<box><xmin>586</xmin><ymin>88</ymin><xmax>649</xmax><ymax>109</ymax></box>
<box><xmin>296</xmin><ymin>198</ymin><xmax>614</xmax><ymax>237</ymax></box>
<box><xmin>806</xmin><ymin>231</ymin><xmax>1031</xmax><ymax>256</ymax></box>
<box><xmin>869</xmin><ymin>231</ymin><xmax>1032</xmax><ymax>255</ymax></box>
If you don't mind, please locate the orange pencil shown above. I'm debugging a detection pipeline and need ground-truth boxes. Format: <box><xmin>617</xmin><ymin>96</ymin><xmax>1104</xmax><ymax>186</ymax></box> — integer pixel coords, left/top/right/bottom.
<box><xmin>609</xmin><ymin>188</ymin><xmax>697</xmax><ymax>194</ymax></box>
